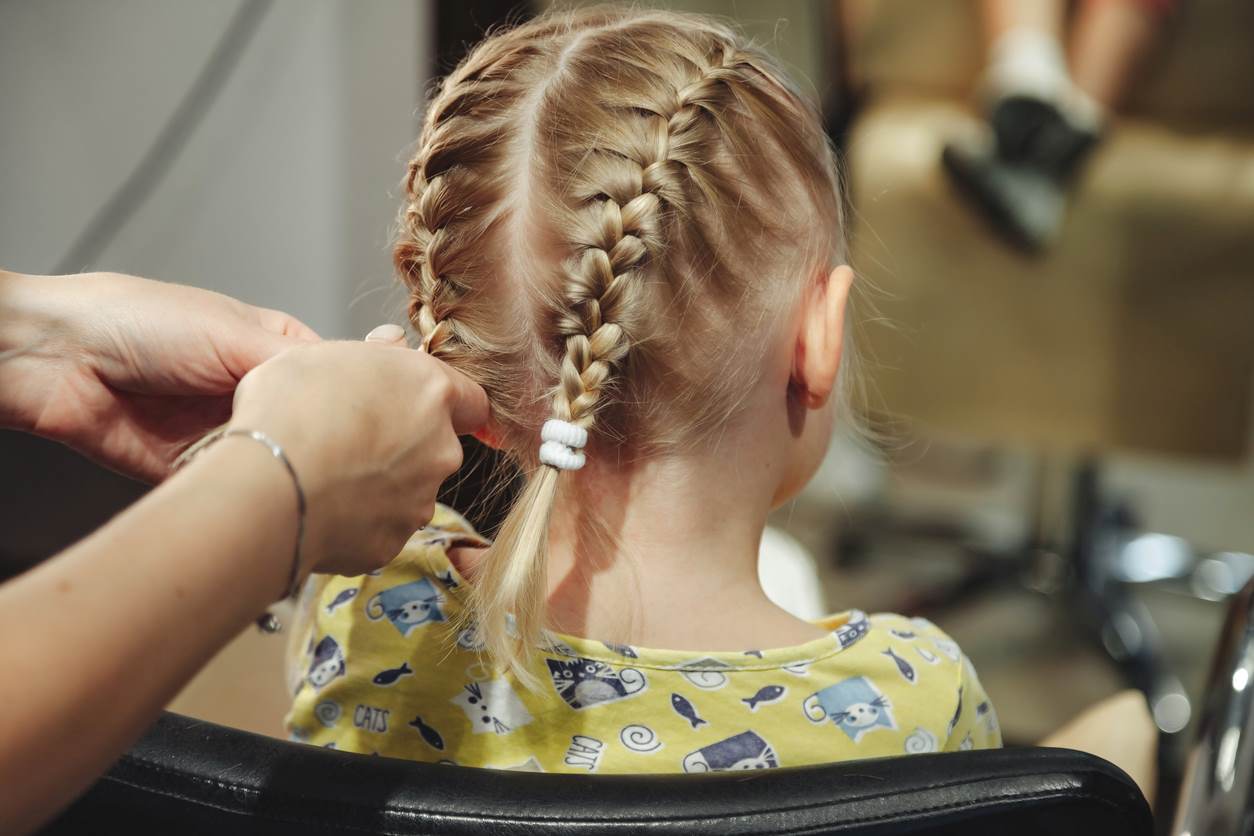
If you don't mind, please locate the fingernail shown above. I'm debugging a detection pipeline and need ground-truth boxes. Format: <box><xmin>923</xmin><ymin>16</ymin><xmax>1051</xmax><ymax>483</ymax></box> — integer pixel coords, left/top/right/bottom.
<box><xmin>365</xmin><ymin>323</ymin><xmax>406</xmax><ymax>344</ymax></box>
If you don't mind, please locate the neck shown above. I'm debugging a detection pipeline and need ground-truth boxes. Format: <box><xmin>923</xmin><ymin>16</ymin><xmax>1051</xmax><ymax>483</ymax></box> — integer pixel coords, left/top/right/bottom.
<box><xmin>538</xmin><ymin>441</ymin><xmax>819</xmax><ymax>650</ymax></box>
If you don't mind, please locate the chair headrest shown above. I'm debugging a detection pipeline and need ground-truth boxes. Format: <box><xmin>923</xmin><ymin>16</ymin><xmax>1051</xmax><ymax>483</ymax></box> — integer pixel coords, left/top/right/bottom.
<box><xmin>42</xmin><ymin>711</ymin><xmax>1151</xmax><ymax>835</ymax></box>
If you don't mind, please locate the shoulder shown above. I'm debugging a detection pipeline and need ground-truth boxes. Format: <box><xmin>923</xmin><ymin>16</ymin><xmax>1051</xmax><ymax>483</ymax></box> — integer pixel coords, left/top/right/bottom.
<box><xmin>301</xmin><ymin>504</ymin><xmax>484</xmax><ymax>647</ymax></box>
<box><xmin>869</xmin><ymin>614</ymin><xmax>1000</xmax><ymax>751</ymax></box>
<box><xmin>389</xmin><ymin>503</ymin><xmax>490</xmax><ymax>578</ymax></box>
<box><xmin>865</xmin><ymin>613</ymin><xmax>966</xmax><ymax>660</ymax></box>
<box><xmin>288</xmin><ymin>506</ymin><xmax>484</xmax><ymax>732</ymax></box>
<box><xmin>829</xmin><ymin>611</ymin><xmax>999</xmax><ymax>749</ymax></box>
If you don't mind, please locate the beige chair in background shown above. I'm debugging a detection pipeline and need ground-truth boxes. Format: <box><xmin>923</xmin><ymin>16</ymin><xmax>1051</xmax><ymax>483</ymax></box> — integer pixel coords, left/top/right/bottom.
<box><xmin>839</xmin><ymin>0</ymin><xmax>1254</xmax><ymax>463</ymax></box>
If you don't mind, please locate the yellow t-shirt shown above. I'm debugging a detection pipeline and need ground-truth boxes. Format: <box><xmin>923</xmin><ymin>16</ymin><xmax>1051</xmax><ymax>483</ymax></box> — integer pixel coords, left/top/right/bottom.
<box><xmin>286</xmin><ymin>504</ymin><xmax>1001</xmax><ymax>773</ymax></box>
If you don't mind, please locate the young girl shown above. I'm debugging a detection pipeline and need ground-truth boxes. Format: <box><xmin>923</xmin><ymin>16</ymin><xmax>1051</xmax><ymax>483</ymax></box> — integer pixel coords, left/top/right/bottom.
<box><xmin>286</xmin><ymin>6</ymin><xmax>1001</xmax><ymax>772</ymax></box>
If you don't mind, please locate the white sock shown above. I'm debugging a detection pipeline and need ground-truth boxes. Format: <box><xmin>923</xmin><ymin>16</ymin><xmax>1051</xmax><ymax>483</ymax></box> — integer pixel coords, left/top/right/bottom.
<box><xmin>982</xmin><ymin>27</ymin><xmax>1104</xmax><ymax>133</ymax></box>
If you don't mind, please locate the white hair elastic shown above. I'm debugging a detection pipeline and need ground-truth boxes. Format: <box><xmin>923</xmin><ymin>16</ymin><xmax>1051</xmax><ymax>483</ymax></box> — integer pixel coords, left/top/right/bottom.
<box><xmin>539</xmin><ymin>418</ymin><xmax>588</xmax><ymax>471</ymax></box>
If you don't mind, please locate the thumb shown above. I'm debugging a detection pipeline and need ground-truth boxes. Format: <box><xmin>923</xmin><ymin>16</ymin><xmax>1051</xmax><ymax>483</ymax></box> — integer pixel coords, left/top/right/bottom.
<box><xmin>442</xmin><ymin>365</ymin><xmax>490</xmax><ymax>435</ymax></box>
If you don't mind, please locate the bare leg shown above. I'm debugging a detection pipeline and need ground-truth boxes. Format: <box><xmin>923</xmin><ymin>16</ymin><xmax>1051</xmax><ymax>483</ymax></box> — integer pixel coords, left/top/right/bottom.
<box><xmin>1069</xmin><ymin>0</ymin><xmax>1163</xmax><ymax>110</ymax></box>
<box><xmin>982</xmin><ymin>0</ymin><xmax>1066</xmax><ymax>43</ymax></box>
<box><xmin>1039</xmin><ymin>690</ymin><xmax>1158</xmax><ymax>808</ymax></box>
<box><xmin>978</xmin><ymin>0</ymin><xmax>1077</xmax><ymax>111</ymax></box>
<box><xmin>941</xmin><ymin>0</ymin><xmax>1102</xmax><ymax>252</ymax></box>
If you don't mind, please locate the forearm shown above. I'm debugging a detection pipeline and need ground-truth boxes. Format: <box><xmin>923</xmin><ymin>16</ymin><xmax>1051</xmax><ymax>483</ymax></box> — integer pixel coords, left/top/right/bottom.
<box><xmin>1039</xmin><ymin>690</ymin><xmax>1157</xmax><ymax>807</ymax></box>
<box><xmin>0</xmin><ymin>437</ymin><xmax>297</xmax><ymax>835</ymax></box>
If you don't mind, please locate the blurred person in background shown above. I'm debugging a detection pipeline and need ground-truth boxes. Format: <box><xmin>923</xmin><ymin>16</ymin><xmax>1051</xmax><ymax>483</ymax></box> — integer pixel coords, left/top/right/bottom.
<box><xmin>942</xmin><ymin>0</ymin><xmax>1175</xmax><ymax>251</ymax></box>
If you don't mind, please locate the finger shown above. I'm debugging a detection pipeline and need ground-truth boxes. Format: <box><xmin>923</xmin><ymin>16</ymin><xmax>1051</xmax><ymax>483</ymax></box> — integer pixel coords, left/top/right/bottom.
<box><xmin>440</xmin><ymin>364</ymin><xmax>490</xmax><ymax>435</ymax></box>
<box><xmin>257</xmin><ymin>307</ymin><xmax>321</xmax><ymax>342</ymax></box>
<box><xmin>227</xmin><ymin>326</ymin><xmax>318</xmax><ymax>384</ymax></box>
<box><xmin>364</xmin><ymin>323</ymin><xmax>408</xmax><ymax>345</ymax></box>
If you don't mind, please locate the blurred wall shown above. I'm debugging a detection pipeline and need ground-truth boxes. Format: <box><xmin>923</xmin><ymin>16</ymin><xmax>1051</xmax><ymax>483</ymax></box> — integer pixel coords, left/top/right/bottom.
<box><xmin>0</xmin><ymin>0</ymin><xmax>431</xmax><ymax>569</ymax></box>
<box><xmin>541</xmin><ymin>0</ymin><xmax>831</xmax><ymax>99</ymax></box>
<box><xmin>0</xmin><ymin>0</ymin><xmax>428</xmax><ymax>338</ymax></box>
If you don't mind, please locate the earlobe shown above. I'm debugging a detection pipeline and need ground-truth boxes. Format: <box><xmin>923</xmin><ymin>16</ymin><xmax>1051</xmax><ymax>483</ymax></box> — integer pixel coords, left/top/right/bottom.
<box><xmin>791</xmin><ymin>265</ymin><xmax>854</xmax><ymax>410</ymax></box>
<box><xmin>473</xmin><ymin>423</ymin><xmax>503</xmax><ymax>449</ymax></box>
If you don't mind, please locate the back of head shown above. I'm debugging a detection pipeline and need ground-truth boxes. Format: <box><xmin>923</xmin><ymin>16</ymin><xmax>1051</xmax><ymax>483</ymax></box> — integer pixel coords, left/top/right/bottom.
<box><xmin>394</xmin><ymin>6</ymin><xmax>851</xmax><ymax>684</ymax></box>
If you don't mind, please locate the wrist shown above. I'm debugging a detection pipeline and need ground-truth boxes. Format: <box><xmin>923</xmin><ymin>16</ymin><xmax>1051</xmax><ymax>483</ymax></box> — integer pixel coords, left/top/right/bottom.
<box><xmin>0</xmin><ymin>271</ymin><xmax>69</xmax><ymax>431</ymax></box>
<box><xmin>192</xmin><ymin>434</ymin><xmax>309</xmax><ymax>604</ymax></box>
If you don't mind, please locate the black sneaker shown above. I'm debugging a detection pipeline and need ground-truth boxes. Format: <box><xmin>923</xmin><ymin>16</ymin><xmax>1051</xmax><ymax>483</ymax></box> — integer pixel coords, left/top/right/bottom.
<box><xmin>988</xmin><ymin>95</ymin><xmax>1100</xmax><ymax>180</ymax></box>
<box><xmin>941</xmin><ymin>135</ymin><xmax>1067</xmax><ymax>253</ymax></box>
<box><xmin>942</xmin><ymin>96</ymin><xmax>1099</xmax><ymax>253</ymax></box>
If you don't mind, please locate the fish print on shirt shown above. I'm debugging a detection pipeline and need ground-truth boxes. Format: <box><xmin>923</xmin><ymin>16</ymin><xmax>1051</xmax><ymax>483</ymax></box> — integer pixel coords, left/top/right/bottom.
<box><xmin>407</xmin><ymin>715</ymin><xmax>445</xmax><ymax>750</ymax></box>
<box><xmin>742</xmin><ymin>685</ymin><xmax>787</xmax><ymax>711</ymax></box>
<box><xmin>882</xmin><ymin>648</ymin><xmax>917</xmax><ymax>684</ymax></box>
<box><xmin>373</xmin><ymin>662</ymin><xmax>413</xmax><ymax>686</ymax></box>
<box><xmin>948</xmin><ymin>685</ymin><xmax>965</xmax><ymax>737</ymax></box>
<box><xmin>325</xmin><ymin>588</ymin><xmax>358</xmax><ymax>614</ymax></box>
<box><xmin>670</xmin><ymin>693</ymin><xmax>707</xmax><ymax>728</ymax></box>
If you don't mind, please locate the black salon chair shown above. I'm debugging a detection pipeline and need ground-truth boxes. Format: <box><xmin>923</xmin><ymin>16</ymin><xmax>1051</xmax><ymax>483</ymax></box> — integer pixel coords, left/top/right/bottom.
<box><xmin>40</xmin><ymin>713</ymin><xmax>1149</xmax><ymax>836</ymax></box>
<box><xmin>65</xmin><ymin>448</ymin><xmax>1254</xmax><ymax>836</ymax></box>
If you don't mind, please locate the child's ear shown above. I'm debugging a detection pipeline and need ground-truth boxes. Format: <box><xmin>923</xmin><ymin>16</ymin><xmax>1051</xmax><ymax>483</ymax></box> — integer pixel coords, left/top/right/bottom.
<box><xmin>472</xmin><ymin>421</ymin><xmax>505</xmax><ymax>450</ymax></box>
<box><xmin>791</xmin><ymin>265</ymin><xmax>854</xmax><ymax>409</ymax></box>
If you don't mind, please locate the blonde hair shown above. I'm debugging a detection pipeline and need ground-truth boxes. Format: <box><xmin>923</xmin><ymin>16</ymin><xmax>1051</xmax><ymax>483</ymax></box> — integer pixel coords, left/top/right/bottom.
<box><xmin>394</xmin><ymin>6</ymin><xmax>856</xmax><ymax>685</ymax></box>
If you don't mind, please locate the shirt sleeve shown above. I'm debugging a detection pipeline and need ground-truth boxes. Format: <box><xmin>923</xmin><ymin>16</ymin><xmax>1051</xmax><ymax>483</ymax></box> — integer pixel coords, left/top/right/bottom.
<box><xmin>944</xmin><ymin>653</ymin><xmax>1002</xmax><ymax>751</ymax></box>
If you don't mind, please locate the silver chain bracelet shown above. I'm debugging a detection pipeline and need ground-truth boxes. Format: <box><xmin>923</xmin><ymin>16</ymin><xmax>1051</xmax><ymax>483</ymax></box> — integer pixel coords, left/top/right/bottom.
<box><xmin>172</xmin><ymin>427</ymin><xmax>306</xmax><ymax>633</ymax></box>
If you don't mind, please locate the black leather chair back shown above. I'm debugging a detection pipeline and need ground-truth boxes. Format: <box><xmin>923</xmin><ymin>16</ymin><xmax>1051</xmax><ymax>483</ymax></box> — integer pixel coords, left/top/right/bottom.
<box><xmin>41</xmin><ymin>712</ymin><xmax>1151</xmax><ymax>835</ymax></box>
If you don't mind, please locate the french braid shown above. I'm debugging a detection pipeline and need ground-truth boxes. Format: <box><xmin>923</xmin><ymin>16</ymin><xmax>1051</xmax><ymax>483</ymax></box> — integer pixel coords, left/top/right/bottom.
<box><xmin>388</xmin><ymin>9</ymin><xmax>853</xmax><ymax>686</ymax></box>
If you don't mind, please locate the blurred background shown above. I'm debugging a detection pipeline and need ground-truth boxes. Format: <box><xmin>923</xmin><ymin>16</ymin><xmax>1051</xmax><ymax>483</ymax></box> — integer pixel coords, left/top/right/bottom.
<box><xmin>2</xmin><ymin>0</ymin><xmax>1251</xmax><ymax>819</ymax></box>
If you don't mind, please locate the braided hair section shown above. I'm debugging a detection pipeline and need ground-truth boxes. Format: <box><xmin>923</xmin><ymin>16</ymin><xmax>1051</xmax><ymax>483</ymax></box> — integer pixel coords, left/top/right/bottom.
<box><xmin>469</xmin><ymin>24</ymin><xmax>808</xmax><ymax>683</ymax></box>
<box><xmin>395</xmin><ymin>39</ymin><xmax>552</xmax><ymax>368</ymax></box>
<box><xmin>394</xmin><ymin>9</ymin><xmax>852</xmax><ymax>688</ymax></box>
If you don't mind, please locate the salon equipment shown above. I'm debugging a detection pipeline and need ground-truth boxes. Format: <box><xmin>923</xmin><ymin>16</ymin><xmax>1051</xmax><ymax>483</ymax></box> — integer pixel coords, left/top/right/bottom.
<box><xmin>826</xmin><ymin>0</ymin><xmax>1254</xmax><ymax>819</ymax></box>
<box><xmin>1172</xmin><ymin>575</ymin><xmax>1254</xmax><ymax>835</ymax></box>
<box><xmin>40</xmin><ymin>711</ymin><xmax>1149</xmax><ymax>835</ymax></box>
<box><xmin>41</xmin><ymin>574</ymin><xmax>1254</xmax><ymax>835</ymax></box>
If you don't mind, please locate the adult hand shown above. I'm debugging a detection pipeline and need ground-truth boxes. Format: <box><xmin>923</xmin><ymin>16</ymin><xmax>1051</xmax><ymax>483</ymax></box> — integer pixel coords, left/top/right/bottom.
<box><xmin>0</xmin><ymin>270</ymin><xmax>318</xmax><ymax>482</ymax></box>
<box><xmin>227</xmin><ymin>334</ymin><xmax>488</xmax><ymax>577</ymax></box>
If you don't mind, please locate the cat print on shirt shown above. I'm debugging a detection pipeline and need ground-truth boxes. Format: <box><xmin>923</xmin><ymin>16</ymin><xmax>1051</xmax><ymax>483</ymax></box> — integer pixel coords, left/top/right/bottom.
<box><xmin>451</xmin><ymin>678</ymin><xmax>533</xmax><ymax>735</ymax></box>
<box><xmin>365</xmin><ymin>578</ymin><xmax>445</xmax><ymax>637</ymax></box>
<box><xmin>804</xmin><ymin>675</ymin><xmax>897</xmax><ymax>742</ymax></box>
<box><xmin>307</xmin><ymin>636</ymin><xmax>346</xmax><ymax>690</ymax></box>
<box><xmin>682</xmin><ymin>731</ymin><xmax>779</xmax><ymax>773</ymax></box>
<box><xmin>547</xmin><ymin>657</ymin><xmax>648</xmax><ymax>709</ymax></box>
<box><xmin>835</xmin><ymin>610</ymin><xmax>871</xmax><ymax>649</ymax></box>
